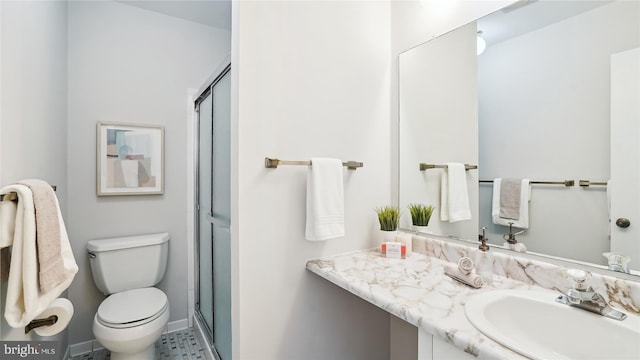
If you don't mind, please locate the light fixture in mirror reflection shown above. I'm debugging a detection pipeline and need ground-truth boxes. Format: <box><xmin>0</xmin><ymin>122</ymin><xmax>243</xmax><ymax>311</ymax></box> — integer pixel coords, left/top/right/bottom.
<box><xmin>398</xmin><ymin>0</ymin><xmax>640</xmax><ymax>275</ymax></box>
<box><xmin>476</xmin><ymin>31</ymin><xmax>485</xmax><ymax>55</ymax></box>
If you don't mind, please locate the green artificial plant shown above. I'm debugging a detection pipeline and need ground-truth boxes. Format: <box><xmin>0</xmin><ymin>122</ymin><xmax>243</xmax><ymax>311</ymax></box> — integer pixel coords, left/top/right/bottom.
<box><xmin>375</xmin><ymin>205</ymin><xmax>400</xmax><ymax>231</ymax></box>
<box><xmin>408</xmin><ymin>203</ymin><xmax>434</xmax><ymax>227</ymax></box>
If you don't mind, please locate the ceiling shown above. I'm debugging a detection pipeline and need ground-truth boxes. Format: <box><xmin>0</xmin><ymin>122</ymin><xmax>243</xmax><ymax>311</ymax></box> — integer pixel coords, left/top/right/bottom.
<box><xmin>478</xmin><ymin>0</ymin><xmax>613</xmax><ymax>46</ymax></box>
<box><xmin>116</xmin><ymin>0</ymin><xmax>231</xmax><ymax>30</ymax></box>
<box><xmin>114</xmin><ymin>0</ymin><xmax>614</xmax><ymax>48</ymax></box>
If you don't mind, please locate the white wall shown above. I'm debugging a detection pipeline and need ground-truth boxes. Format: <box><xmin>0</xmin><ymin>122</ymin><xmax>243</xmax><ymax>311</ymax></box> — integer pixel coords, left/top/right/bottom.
<box><xmin>233</xmin><ymin>1</ymin><xmax>392</xmax><ymax>359</ymax></box>
<box><xmin>66</xmin><ymin>0</ymin><xmax>230</xmax><ymax>346</ymax></box>
<box><xmin>0</xmin><ymin>0</ymin><xmax>68</xmax><ymax>347</ymax></box>
<box><xmin>478</xmin><ymin>1</ymin><xmax>640</xmax><ymax>265</ymax></box>
<box><xmin>0</xmin><ymin>0</ymin><xmax>68</xmax><ymax>206</ymax></box>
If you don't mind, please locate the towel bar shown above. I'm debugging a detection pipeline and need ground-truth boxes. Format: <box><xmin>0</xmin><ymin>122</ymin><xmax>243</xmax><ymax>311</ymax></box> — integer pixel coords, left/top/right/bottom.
<box><xmin>265</xmin><ymin>157</ymin><xmax>363</xmax><ymax>170</ymax></box>
<box><xmin>24</xmin><ymin>315</ymin><xmax>58</xmax><ymax>334</ymax></box>
<box><xmin>0</xmin><ymin>192</ymin><xmax>18</xmax><ymax>201</ymax></box>
<box><xmin>419</xmin><ymin>163</ymin><xmax>477</xmax><ymax>171</ymax></box>
<box><xmin>0</xmin><ymin>185</ymin><xmax>57</xmax><ymax>201</ymax></box>
<box><xmin>480</xmin><ymin>180</ymin><xmax>575</xmax><ymax>187</ymax></box>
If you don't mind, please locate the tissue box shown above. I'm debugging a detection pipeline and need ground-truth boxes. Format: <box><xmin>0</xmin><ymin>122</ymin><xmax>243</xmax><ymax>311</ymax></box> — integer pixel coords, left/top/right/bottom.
<box><xmin>381</xmin><ymin>242</ymin><xmax>406</xmax><ymax>259</ymax></box>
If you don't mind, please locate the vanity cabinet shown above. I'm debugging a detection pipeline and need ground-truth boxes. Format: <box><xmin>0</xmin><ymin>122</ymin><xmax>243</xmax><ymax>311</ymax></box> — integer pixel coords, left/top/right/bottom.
<box><xmin>418</xmin><ymin>329</ymin><xmax>474</xmax><ymax>360</ymax></box>
<box><xmin>390</xmin><ymin>315</ymin><xmax>474</xmax><ymax>360</ymax></box>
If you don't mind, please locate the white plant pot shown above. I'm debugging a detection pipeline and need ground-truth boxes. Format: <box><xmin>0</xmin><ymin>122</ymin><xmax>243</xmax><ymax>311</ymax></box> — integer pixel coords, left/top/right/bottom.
<box><xmin>412</xmin><ymin>225</ymin><xmax>431</xmax><ymax>234</ymax></box>
<box><xmin>378</xmin><ymin>230</ymin><xmax>398</xmax><ymax>250</ymax></box>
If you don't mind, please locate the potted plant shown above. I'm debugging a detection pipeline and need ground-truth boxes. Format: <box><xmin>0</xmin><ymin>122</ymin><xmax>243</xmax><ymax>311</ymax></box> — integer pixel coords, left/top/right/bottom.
<box><xmin>375</xmin><ymin>205</ymin><xmax>400</xmax><ymax>247</ymax></box>
<box><xmin>408</xmin><ymin>203</ymin><xmax>434</xmax><ymax>233</ymax></box>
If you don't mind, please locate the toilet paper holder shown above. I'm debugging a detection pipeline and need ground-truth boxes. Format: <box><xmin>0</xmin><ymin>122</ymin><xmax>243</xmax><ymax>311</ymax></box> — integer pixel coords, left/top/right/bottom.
<box><xmin>25</xmin><ymin>315</ymin><xmax>58</xmax><ymax>334</ymax></box>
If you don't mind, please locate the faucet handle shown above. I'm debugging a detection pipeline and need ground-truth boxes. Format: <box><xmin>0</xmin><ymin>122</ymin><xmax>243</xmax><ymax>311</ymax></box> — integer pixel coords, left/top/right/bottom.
<box><xmin>567</xmin><ymin>269</ymin><xmax>591</xmax><ymax>291</ymax></box>
<box><xmin>566</xmin><ymin>288</ymin><xmax>583</xmax><ymax>304</ymax></box>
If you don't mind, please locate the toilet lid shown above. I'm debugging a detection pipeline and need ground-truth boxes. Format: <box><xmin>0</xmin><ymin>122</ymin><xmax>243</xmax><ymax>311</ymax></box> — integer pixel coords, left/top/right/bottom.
<box><xmin>98</xmin><ymin>287</ymin><xmax>167</xmax><ymax>327</ymax></box>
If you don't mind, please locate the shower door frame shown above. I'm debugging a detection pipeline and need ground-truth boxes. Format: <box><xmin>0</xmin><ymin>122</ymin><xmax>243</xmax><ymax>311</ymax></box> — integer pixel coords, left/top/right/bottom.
<box><xmin>193</xmin><ymin>57</ymin><xmax>231</xmax><ymax>360</ymax></box>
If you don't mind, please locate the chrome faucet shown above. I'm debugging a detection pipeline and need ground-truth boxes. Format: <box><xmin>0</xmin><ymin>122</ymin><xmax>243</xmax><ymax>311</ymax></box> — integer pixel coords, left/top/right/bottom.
<box><xmin>556</xmin><ymin>269</ymin><xmax>627</xmax><ymax>321</ymax></box>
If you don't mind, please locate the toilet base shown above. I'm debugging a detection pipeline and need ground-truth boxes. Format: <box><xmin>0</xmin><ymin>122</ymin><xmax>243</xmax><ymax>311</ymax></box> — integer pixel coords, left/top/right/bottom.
<box><xmin>109</xmin><ymin>346</ymin><xmax>155</xmax><ymax>360</ymax></box>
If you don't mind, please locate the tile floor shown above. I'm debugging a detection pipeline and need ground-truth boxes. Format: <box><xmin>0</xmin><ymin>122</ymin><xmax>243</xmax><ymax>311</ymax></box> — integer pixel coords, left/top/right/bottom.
<box><xmin>68</xmin><ymin>327</ymin><xmax>209</xmax><ymax>360</ymax></box>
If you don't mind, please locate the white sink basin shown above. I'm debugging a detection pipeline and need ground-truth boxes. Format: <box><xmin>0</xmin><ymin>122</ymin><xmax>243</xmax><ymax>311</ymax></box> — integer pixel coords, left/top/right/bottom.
<box><xmin>465</xmin><ymin>290</ymin><xmax>640</xmax><ymax>360</ymax></box>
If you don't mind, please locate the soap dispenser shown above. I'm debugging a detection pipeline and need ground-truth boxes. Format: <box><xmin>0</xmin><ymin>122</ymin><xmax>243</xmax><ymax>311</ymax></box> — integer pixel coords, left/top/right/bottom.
<box><xmin>502</xmin><ymin>222</ymin><xmax>527</xmax><ymax>253</ymax></box>
<box><xmin>476</xmin><ymin>226</ymin><xmax>493</xmax><ymax>284</ymax></box>
<box><xmin>503</xmin><ymin>222</ymin><xmax>517</xmax><ymax>250</ymax></box>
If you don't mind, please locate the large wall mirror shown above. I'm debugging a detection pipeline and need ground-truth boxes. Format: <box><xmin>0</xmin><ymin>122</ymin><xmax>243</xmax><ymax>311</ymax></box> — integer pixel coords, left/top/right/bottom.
<box><xmin>399</xmin><ymin>0</ymin><xmax>640</xmax><ymax>275</ymax></box>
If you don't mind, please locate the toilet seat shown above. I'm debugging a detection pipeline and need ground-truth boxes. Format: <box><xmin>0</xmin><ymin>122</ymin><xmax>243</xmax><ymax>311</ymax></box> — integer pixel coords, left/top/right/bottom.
<box><xmin>97</xmin><ymin>287</ymin><xmax>168</xmax><ymax>329</ymax></box>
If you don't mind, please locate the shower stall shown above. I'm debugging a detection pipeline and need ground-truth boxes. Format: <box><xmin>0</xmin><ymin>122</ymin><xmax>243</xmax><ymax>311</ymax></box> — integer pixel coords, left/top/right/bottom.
<box><xmin>193</xmin><ymin>60</ymin><xmax>231</xmax><ymax>360</ymax></box>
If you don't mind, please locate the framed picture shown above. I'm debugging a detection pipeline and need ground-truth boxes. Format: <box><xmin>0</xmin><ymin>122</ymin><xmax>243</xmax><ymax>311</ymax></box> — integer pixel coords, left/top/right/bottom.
<box><xmin>96</xmin><ymin>122</ymin><xmax>164</xmax><ymax>196</ymax></box>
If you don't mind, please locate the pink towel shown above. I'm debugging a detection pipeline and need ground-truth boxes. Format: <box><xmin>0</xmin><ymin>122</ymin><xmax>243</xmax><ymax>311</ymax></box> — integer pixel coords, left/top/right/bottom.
<box><xmin>18</xmin><ymin>180</ymin><xmax>64</xmax><ymax>292</ymax></box>
<box><xmin>499</xmin><ymin>178</ymin><xmax>522</xmax><ymax>220</ymax></box>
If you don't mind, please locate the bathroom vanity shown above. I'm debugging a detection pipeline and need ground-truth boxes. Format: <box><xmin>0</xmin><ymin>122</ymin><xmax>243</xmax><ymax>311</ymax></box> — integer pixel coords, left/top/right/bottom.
<box><xmin>306</xmin><ymin>235</ymin><xmax>640</xmax><ymax>359</ymax></box>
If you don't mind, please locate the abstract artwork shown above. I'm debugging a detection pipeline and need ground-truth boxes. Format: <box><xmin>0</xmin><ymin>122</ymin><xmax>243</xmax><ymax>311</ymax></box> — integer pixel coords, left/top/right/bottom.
<box><xmin>97</xmin><ymin>122</ymin><xmax>164</xmax><ymax>195</ymax></box>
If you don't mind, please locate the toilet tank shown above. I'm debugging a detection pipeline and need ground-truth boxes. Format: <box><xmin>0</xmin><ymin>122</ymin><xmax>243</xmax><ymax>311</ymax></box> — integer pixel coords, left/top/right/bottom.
<box><xmin>87</xmin><ymin>233</ymin><xmax>169</xmax><ymax>295</ymax></box>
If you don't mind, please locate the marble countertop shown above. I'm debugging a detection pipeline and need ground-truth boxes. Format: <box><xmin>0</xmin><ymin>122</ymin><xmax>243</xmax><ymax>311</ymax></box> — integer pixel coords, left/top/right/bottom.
<box><xmin>306</xmin><ymin>249</ymin><xmax>556</xmax><ymax>359</ymax></box>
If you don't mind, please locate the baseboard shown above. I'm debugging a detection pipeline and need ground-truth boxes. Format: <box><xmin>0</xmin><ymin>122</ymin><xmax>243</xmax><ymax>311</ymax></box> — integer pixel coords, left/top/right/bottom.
<box><xmin>66</xmin><ymin>318</ymin><xmax>189</xmax><ymax>357</ymax></box>
<box><xmin>67</xmin><ymin>339</ymin><xmax>104</xmax><ymax>358</ymax></box>
<box><xmin>166</xmin><ymin>318</ymin><xmax>189</xmax><ymax>333</ymax></box>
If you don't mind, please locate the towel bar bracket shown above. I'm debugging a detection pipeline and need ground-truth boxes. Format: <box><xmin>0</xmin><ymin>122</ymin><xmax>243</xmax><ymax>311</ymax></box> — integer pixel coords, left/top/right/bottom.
<box><xmin>344</xmin><ymin>161</ymin><xmax>363</xmax><ymax>170</ymax></box>
<box><xmin>265</xmin><ymin>157</ymin><xmax>281</xmax><ymax>168</ymax></box>
<box><xmin>25</xmin><ymin>315</ymin><xmax>58</xmax><ymax>334</ymax></box>
<box><xmin>579</xmin><ymin>180</ymin><xmax>607</xmax><ymax>187</ymax></box>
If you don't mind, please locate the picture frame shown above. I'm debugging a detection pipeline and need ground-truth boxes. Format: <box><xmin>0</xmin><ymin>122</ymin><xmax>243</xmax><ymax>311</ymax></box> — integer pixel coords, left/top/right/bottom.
<box><xmin>96</xmin><ymin>122</ymin><xmax>164</xmax><ymax>196</ymax></box>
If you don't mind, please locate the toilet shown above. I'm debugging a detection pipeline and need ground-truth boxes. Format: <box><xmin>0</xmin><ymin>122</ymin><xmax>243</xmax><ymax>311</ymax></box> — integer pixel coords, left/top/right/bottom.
<box><xmin>87</xmin><ymin>233</ymin><xmax>170</xmax><ymax>360</ymax></box>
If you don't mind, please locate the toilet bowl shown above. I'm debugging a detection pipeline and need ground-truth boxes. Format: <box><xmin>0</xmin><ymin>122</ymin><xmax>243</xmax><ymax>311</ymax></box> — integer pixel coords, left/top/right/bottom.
<box><xmin>92</xmin><ymin>288</ymin><xmax>169</xmax><ymax>360</ymax></box>
<box><xmin>87</xmin><ymin>233</ymin><xmax>171</xmax><ymax>360</ymax></box>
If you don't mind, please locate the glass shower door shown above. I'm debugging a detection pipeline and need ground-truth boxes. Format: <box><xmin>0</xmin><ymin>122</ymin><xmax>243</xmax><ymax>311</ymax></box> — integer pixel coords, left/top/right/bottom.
<box><xmin>196</xmin><ymin>64</ymin><xmax>231</xmax><ymax>360</ymax></box>
<box><xmin>211</xmin><ymin>67</ymin><xmax>231</xmax><ymax>360</ymax></box>
<box><xmin>198</xmin><ymin>93</ymin><xmax>214</xmax><ymax>335</ymax></box>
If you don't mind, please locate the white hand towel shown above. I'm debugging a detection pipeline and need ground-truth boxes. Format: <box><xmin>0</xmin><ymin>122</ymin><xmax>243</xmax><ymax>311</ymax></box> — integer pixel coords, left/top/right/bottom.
<box><xmin>0</xmin><ymin>197</ymin><xmax>17</xmax><ymax>248</ymax></box>
<box><xmin>444</xmin><ymin>262</ymin><xmax>482</xmax><ymax>288</ymax></box>
<box><xmin>305</xmin><ymin>158</ymin><xmax>345</xmax><ymax>241</ymax></box>
<box><xmin>0</xmin><ymin>183</ymin><xmax>78</xmax><ymax>328</ymax></box>
<box><xmin>457</xmin><ymin>256</ymin><xmax>474</xmax><ymax>275</ymax></box>
<box><xmin>440</xmin><ymin>163</ymin><xmax>471</xmax><ymax>223</ymax></box>
<box><xmin>492</xmin><ymin>178</ymin><xmax>531</xmax><ymax>229</ymax></box>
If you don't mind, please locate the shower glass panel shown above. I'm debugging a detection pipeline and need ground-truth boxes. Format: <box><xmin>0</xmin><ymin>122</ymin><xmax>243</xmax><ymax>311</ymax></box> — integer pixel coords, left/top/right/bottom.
<box><xmin>211</xmin><ymin>69</ymin><xmax>232</xmax><ymax>360</ymax></box>
<box><xmin>195</xmin><ymin>63</ymin><xmax>231</xmax><ymax>360</ymax></box>
<box><xmin>197</xmin><ymin>93</ymin><xmax>214</xmax><ymax>335</ymax></box>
